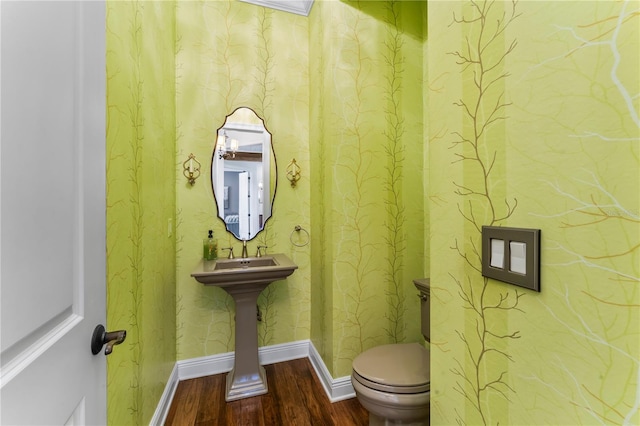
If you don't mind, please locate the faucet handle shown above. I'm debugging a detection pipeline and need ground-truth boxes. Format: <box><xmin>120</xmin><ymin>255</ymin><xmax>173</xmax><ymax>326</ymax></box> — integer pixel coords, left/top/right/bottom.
<box><xmin>256</xmin><ymin>245</ymin><xmax>268</xmax><ymax>257</ymax></box>
<box><xmin>222</xmin><ymin>247</ymin><xmax>235</xmax><ymax>259</ymax></box>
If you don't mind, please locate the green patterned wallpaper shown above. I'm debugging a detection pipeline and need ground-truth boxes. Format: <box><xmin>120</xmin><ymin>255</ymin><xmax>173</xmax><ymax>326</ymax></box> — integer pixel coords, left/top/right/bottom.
<box><xmin>106</xmin><ymin>2</ymin><xmax>176</xmax><ymax>425</ymax></box>
<box><xmin>104</xmin><ymin>0</ymin><xmax>638</xmax><ymax>424</ymax></box>
<box><xmin>309</xmin><ymin>0</ymin><xmax>426</xmax><ymax>376</ymax></box>
<box><xmin>428</xmin><ymin>1</ymin><xmax>639</xmax><ymax>425</ymax></box>
<box><xmin>172</xmin><ymin>0</ymin><xmax>426</xmax><ymax>378</ymax></box>
<box><xmin>174</xmin><ymin>0</ymin><xmax>312</xmax><ymax>360</ymax></box>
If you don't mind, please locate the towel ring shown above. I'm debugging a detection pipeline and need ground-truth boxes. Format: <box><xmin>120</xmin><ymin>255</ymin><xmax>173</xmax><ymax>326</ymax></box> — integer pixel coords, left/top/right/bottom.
<box><xmin>290</xmin><ymin>225</ymin><xmax>310</xmax><ymax>247</ymax></box>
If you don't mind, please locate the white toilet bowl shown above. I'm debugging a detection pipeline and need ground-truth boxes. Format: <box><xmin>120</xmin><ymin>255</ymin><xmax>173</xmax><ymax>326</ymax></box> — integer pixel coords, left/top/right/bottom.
<box><xmin>351</xmin><ymin>343</ymin><xmax>430</xmax><ymax>426</ymax></box>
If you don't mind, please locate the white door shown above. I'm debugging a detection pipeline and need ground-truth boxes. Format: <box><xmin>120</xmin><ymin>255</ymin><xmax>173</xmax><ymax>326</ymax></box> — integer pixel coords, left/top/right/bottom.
<box><xmin>0</xmin><ymin>1</ymin><xmax>108</xmax><ymax>424</ymax></box>
<box><xmin>238</xmin><ymin>171</ymin><xmax>249</xmax><ymax>239</ymax></box>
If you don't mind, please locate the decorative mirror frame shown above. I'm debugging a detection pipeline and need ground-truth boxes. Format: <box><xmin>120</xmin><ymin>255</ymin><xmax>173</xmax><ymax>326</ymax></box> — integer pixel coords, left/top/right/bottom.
<box><xmin>210</xmin><ymin>107</ymin><xmax>277</xmax><ymax>241</ymax></box>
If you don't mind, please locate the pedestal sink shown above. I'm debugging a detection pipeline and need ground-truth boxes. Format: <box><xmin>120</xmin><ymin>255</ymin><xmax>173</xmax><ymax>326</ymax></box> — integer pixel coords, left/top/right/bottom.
<box><xmin>191</xmin><ymin>253</ymin><xmax>298</xmax><ymax>401</ymax></box>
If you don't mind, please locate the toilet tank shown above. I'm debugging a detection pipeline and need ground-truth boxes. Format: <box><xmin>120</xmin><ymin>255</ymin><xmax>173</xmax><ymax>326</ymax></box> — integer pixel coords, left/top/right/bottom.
<box><xmin>413</xmin><ymin>278</ymin><xmax>430</xmax><ymax>342</ymax></box>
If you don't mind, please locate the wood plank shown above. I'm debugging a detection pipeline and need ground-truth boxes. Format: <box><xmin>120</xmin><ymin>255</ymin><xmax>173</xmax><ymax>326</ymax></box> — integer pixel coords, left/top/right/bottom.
<box><xmin>195</xmin><ymin>375</ymin><xmax>224</xmax><ymax>423</ymax></box>
<box><xmin>237</xmin><ymin>396</ymin><xmax>265</xmax><ymax>425</ymax></box>
<box><xmin>270</xmin><ymin>361</ymin><xmax>312</xmax><ymax>425</ymax></box>
<box><xmin>330</xmin><ymin>398</ymin><xmax>369</xmax><ymax>426</ymax></box>
<box><xmin>166</xmin><ymin>378</ymin><xmax>203</xmax><ymax>426</ymax></box>
<box><xmin>166</xmin><ymin>358</ymin><xmax>370</xmax><ymax>426</ymax></box>
<box><xmin>258</xmin><ymin>364</ymin><xmax>283</xmax><ymax>425</ymax></box>
<box><xmin>289</xmin><ymin>358</ymin><xmax>335</xmax><ymax>425</ymax></box>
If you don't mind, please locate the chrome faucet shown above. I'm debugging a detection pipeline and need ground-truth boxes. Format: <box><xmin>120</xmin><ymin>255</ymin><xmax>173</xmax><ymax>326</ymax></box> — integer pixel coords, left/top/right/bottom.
<box><xmin>241</xmin><ymin>240</ymin><xmax>248</xmax><ymax>258</ymax></box>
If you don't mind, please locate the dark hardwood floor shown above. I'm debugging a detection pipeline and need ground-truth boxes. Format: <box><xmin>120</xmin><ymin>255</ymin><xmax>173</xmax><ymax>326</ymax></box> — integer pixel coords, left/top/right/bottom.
<box><xmin>165</xmin><ymin>357</ymin><xmax>369</xmax><ymax>425</ymax></box>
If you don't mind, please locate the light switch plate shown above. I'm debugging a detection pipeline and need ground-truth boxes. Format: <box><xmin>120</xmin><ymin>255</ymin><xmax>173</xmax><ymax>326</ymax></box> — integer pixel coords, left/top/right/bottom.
<box><xmin>481</xmin><ymin>226</ymin><xmax>540</xmax><ymax>292</ymax></box>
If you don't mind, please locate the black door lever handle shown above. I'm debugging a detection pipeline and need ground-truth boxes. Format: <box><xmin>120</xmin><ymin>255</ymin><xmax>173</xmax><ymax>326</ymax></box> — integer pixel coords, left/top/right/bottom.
<box><xmin>91</xmin><ymin>324</ymin><xmax>126</xmax><ymax>355</ymax></box>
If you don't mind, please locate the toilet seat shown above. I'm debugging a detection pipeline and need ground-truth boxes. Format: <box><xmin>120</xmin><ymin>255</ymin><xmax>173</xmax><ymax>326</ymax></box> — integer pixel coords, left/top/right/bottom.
<box><xmin>352</xmin><ymin>343</ymin><xmax>430</xmax><ymax>394</ymax></box>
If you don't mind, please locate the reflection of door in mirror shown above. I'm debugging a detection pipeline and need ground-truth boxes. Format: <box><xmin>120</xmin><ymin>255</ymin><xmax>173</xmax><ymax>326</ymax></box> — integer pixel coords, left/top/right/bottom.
<box><xmin>220</xmin><ymin>170</ymin><xmax>251</xmax><ymax>240</ymax></box>
<box><xmin>220</xmin><ymin>168</ymin><xmax>257</xmax><ymax>240</ymax></box>
<box><xmin>238</xmin><ymin>171</ymin><xmax>249</xmax><ymax>238</ymax></box>
<box><xmin>211</xmin><ymin>107</ymin><xmax>275</xmax><ymax>241</ymax></box>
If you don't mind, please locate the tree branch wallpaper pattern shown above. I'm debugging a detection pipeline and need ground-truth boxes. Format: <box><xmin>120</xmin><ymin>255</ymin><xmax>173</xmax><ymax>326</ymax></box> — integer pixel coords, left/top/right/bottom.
<box><xmin>106</xmin><ymin>2</ymin><xmax>176</xmax><ymax>425</ymax></box>
<box><xmin>310</xmin><ymin>0</ymin><xmax>425</xmax><ymax>376</ymax></box>
<box><xmin>429</xmin><ymin>1</ymin><xmax>638</xmax><ymax>424</ymax></box>
<box><xmin>174</xmin><ymin>0</ymin><xmax>311</xmax><ymax>363</ymax></box>
<box><xmin>448</xmin><ymin>2</ymin><xmax>523</xmax><ymax>424</ymax></box>
<box><xmin>103</xmin><ymin>0</ymin><xmax>637</xmax><ymax>424</ymax></box>
<box><xmin>332</xmin><ymin>3</ymin><xmax>388</xmax><ymax>370</ymax></box>
<box><xmin>383</xmin><ymin>0</ymin><xmax>409</xmax><ymax>344</ymax></box>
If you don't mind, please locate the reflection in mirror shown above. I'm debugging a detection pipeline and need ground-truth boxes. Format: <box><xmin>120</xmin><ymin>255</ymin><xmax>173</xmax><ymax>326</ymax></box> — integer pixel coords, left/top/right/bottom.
<box><xmin>211</xmin><ymin>107</ymin><xmax>276</xmax><ymax>241</ymax></box>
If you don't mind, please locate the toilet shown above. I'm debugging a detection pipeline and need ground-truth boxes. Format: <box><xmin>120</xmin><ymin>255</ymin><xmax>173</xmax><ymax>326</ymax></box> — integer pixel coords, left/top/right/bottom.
<box><xmin>351</xmin><ymin>279</ymin><xmax>430</xmax><ymax>426</ymax></box>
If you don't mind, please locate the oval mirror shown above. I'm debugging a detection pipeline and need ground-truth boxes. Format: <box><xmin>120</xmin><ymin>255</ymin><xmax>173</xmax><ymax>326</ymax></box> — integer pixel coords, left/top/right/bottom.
<box><xmin>211</xmin><ymin>107</ymin><xmax>276</xmax><ymax>241</ymax></box>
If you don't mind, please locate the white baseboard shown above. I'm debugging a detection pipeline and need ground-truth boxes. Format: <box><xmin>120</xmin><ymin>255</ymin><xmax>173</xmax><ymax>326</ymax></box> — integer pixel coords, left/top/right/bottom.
<box><xmin>308</xmin><ymin>341</ymin><xmax>355</xmax><ymax>402</ymax></box>
<box><xmin>260</xmin><ymin>339</ymin><xmax>311</xmax><ymax>366</ymax></box>
<box><xmin>176</xmin><ymin>339</ymin><xmax>311</xmax><ymax>381</ymax></box>
<box><xmin>149</xmin><ymin>363</ymin><xmax>179</xmax><ymax>425</ymax></box>
<box><xmin>150</xmin><ymin>339</ymin><xmax>355</xmax><ymax>424</ymax></box>
<box><xmin>176</xmin><ymin>351</ymin><xmax>235</xmax><ymax>381</ymax></box>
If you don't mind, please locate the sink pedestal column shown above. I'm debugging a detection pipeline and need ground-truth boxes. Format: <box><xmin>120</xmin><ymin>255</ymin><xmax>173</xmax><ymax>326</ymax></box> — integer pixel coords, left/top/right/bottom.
<box><xmin>224</xmin><ymin>283</ymin><xmax>269</xmax><ymax>402</ymax></box>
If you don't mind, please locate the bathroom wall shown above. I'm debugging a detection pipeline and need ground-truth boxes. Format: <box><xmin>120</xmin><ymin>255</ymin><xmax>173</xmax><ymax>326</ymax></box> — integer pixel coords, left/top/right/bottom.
<box><xmin>174</xmin><ymin>1</ymin><xmax>312</xmax><ymax>360</ymax></box>
<box><xmin>106</xmin><ymin>2</ymin><xmax>177</xmax><ymax>425</ymax></box>
<box><xmin>427</xmin><ymin>1</ymin><xmax>639</xmax><ymax>425</ymax></box>
<box><xmin>171</xmin><ymin>0</ymin><xmax>426</xmax><ymax>377</ymax></box>
<box><xmin>309</xmin><ymin>0</ymin><xmax>427</xmax><ymax>376</ymax></box>
<box><xmin>104</xmin><ymin>1</ymin><xmax>638</xmax><ymax>425</ymax></box>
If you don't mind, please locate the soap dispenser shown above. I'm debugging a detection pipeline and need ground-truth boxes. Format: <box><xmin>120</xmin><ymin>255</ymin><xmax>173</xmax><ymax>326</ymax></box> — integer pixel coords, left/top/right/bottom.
<box><xmin>203</xmin><ymin>230</ymin><xmax>218</xmax><ymax>261</ymax></box>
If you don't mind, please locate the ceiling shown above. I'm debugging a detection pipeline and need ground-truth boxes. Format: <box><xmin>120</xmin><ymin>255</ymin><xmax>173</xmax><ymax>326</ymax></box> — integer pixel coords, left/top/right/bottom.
<box><xmin>239</xmin><ymin>0</ymin><xmax>315</xmax><ymax>17</ymax></box>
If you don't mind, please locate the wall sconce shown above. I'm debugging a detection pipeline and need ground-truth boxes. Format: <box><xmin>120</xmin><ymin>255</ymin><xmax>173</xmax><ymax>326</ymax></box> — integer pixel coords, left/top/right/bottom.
<box><xmin>217</xmin><ymin>131</ymin><xmax>238</xmax><ymax>160</ymax></box>
<box><xmin>286</xmin><ymin>158</ymin><xmax>301</xmax><ymax>187</ymax></box>
<box><xmin>183</xmin><ymin>153</ymin><xmax>201</xmax><ymax>185</ymax></box>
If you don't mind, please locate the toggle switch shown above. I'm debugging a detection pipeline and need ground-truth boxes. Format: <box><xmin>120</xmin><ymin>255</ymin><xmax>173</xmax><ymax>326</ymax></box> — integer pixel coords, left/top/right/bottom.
<box><xmin>490</xmin><ymin>239</ymin><xmax>505</xmax><ymax>268</ymax></box>
<box><xmin>509</xmin><ymin>241</ymin><xmax>526</xmax><ymax>274</ymax></box>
